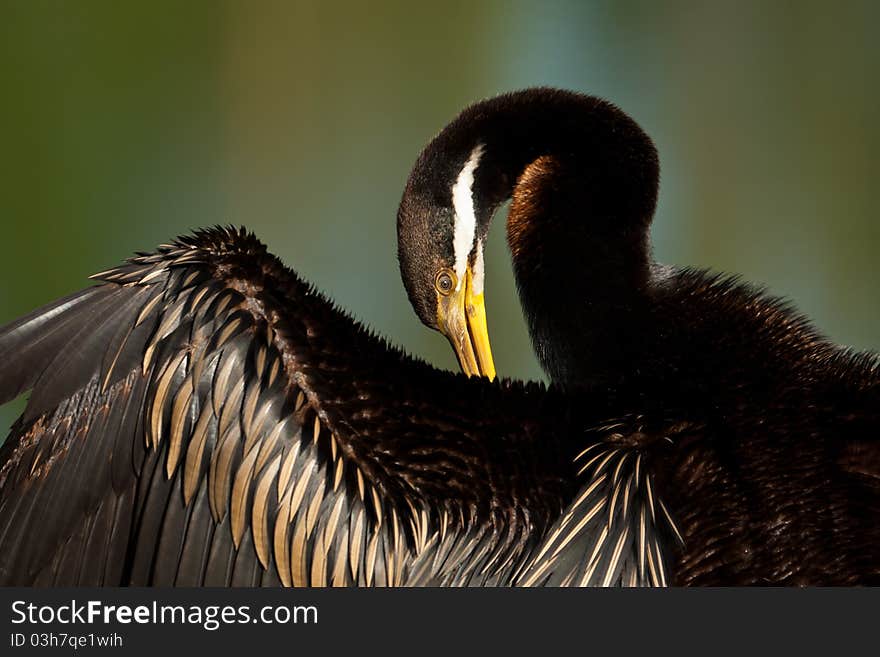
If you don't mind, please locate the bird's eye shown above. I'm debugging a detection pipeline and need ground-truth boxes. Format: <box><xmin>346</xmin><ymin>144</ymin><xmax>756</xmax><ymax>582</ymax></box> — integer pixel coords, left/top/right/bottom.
<box><xmin>435</xmin><ymin>270</ymin><xmax>455</xmax><ymax>296</ymax></box>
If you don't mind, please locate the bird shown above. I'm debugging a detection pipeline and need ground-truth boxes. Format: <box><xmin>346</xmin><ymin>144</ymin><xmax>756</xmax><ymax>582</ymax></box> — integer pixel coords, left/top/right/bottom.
<box><xmin>0</xmin><ymin>88</ymin><xmax>877</xmax><ymax>587</ymax></box>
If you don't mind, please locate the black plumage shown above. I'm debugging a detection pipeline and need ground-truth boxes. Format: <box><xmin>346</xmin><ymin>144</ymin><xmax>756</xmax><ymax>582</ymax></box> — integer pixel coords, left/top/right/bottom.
<box><xmin>0</xmin><ymin>229</ymin><xmax>627</xmax><ymax>586</ymax></box>
<box><xmin>0</xmin><ymin>88</ymin><xmax>878</xmax><ymax>586</ymax></box>
<box><xmin>398</xmin><ymin>88</ymin><xmax>880</xmax><ymax>584</ymax></box>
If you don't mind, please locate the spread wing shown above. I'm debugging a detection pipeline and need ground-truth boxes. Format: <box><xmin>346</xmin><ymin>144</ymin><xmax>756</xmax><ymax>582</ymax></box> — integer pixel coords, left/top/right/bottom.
<box><xmin>0</xmin><ymin>227</ymin><xmax>693</xmax><ymax>587</ymax></box>
<box><xmin>0</xmin><ymin>227</ymin><xmax>555</xmax><ymax>586</ymax></box>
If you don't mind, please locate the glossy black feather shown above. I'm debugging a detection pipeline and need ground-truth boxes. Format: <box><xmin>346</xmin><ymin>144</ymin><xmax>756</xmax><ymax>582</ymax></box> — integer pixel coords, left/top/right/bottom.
<box><xmin>0</xmin><ymin>228</ymin><xmax>599</xmax><ymax>586</ymax></box>
<box><xmin>1</xmin><ymin>224</ymin><xmax>876</xmax><ymax>586</ymax></box>
<box><xmin>395</xmin><ymin>88</ymin><xmax>880</xmax><ymax>584</ymax></box>
<box><xmin>0</xmin><ymin>286</ymin><xmax>114</xmax><ymax>404</ymax></box>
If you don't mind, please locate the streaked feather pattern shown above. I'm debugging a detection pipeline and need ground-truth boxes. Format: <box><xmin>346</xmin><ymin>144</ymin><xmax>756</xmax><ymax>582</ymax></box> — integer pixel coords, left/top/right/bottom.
<box><xmin>516</xmin><ymin>439</ymin><xmax>681</xmax><ymax>587</ymax></box>
<box><xmin>3</xmin><ymin>227</ymin><xmax>874</xmax><ymax>586</ymax></box>
<box><xmin>0</xmin><ymin>227</ymin><xmax>627</xmax><ymax>587</ymax></box>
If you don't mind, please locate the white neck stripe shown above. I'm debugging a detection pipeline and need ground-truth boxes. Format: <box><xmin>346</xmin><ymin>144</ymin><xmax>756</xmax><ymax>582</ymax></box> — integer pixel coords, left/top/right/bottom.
<box><xmin>472</xmin><ymin>238</ymin><xmax>485</xmax><ymax>295</ymax></box>
<box><xmin>451</xmin><ymin>144</ymin><xmax>485</xmax><ymax>289</ymax></box>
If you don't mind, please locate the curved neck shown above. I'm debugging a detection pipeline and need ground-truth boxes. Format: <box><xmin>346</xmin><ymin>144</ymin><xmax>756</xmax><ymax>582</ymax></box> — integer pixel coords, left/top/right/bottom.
<box><xmin>465</xmin><ymin>90</ymin><xmax>660</xmax><ymax>386</ymax></box>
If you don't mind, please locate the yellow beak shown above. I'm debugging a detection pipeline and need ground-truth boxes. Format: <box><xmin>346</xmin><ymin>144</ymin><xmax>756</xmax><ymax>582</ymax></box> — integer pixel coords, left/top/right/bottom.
<box><xmin>436</xmin><ymin>265</ymin><xmax>496</xmax><ymax>381</ymax></box>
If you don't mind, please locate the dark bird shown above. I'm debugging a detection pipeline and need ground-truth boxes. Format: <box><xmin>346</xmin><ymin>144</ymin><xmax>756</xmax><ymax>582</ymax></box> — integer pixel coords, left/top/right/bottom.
<box><xmin>1</xmin><ymin>88</ymin><xmax>878</xmax><ymax>586</ymax></box>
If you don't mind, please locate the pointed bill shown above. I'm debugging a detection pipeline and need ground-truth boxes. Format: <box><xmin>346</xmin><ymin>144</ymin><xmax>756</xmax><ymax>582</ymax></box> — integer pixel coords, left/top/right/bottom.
<box><xmin>436</xmin><ymin>263</ymin><xmax>496</xmax><ymax>381</ymax></box>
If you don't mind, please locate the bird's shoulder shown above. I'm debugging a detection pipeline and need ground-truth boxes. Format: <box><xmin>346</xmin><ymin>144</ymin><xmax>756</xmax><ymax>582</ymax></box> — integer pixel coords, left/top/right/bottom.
<box><xmin>648</xmin><ymin>266</ymin><xmax>880</xmax><ymax>401</ymax></box>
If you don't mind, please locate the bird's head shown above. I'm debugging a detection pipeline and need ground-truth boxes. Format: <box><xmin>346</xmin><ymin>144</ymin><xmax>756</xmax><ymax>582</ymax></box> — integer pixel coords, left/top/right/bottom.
<box><xmin>398</xmin><ymin>88</ymin><xmax>659</xmax><ymax>385</ymax></box>
<box><xmin>397</xmin><ymin>136</ymin><xmax>496</xmax><ymax>381</ymax></box>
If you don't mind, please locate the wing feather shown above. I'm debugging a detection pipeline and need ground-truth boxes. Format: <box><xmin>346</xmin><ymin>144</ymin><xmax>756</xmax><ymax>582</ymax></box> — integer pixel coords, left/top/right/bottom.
<box><xmin>0</xmin><ymin>286</ymin><xmax>116</xmax><ymax>405</ymax></box>
<box><xmin>0</xmin><ymin>227</ymin><xmax>580</xmax><ymax>587</ymax></box>
<box><xmin>516</xmin><ymin>440</ymin><xmax>681</xmax><ymax>587</ymax></box>
<box><xmin>0</xmin><ymin>230</ymin><xmax>406</xmax><ymax>585</ymax></box>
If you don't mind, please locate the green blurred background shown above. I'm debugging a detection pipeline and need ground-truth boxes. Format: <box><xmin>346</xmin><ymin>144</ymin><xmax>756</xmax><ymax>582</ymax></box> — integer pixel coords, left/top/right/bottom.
<box><xmin>1</xmin><ymin>1</ymin><xmax>878</xmax><ymax>438</ymax></box>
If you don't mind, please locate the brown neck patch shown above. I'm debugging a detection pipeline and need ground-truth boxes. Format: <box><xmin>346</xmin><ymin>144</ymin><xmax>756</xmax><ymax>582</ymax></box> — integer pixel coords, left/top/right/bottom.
<box><xmin>507</xmin><ymin>155</ymin><xmax>561</xmax><ymax>264</ymax></box>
